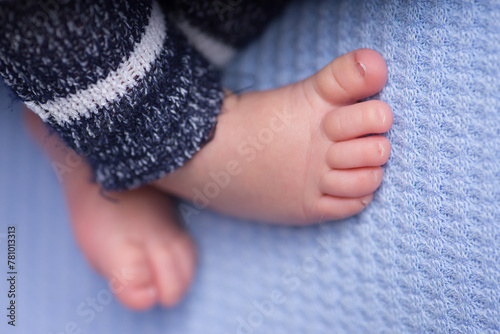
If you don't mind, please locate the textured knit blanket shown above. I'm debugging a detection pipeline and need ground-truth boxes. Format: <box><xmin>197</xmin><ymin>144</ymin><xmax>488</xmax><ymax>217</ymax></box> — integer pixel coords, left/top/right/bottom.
<box><xmin>0</xmin><ymin>0</ymin><xmax>499</xmax><ymax>333</ymax></box>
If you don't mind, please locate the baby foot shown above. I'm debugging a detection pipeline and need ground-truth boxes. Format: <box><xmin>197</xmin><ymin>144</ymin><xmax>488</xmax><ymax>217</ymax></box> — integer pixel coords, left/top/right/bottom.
<box><xmin>24</xmin><ymin>110</ymin><xmax>196</xmax><ymax>310</ymax></box>
<box><xmin>154</xmin><ymin>49</ymin><xmax>393</xmax><ymax>224</ymax></box>
<box><xmin>68</xmin><ymin>186</ymin><xmax>195</xmax><ymax>311</ymax></box>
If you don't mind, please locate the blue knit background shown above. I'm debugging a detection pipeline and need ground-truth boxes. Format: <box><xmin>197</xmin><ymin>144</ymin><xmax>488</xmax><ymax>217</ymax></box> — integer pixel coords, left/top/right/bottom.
<box><xmin>1</xmin><ymin>0</ymin><xmax>499</xmax><ymax>333</ymax></box>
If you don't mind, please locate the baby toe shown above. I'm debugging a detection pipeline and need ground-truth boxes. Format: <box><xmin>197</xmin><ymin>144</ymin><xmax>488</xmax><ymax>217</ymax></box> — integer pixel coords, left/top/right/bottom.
<box><xmin>147</xmin><ymin>233</ymin><xmax>196</xmax><ymax>308</ymax></box>
<box><xmin>170</xmin><ymin>234</ymin><xmax>197</xmax><ymax>289</ymax></box>
<box><xmin>322</xmin><ymin>100</ymin><xmax>393</xmax><ymax>142</ymax></box>
<box><xmin>320</xmin><ymin>167</ymin><xmax>383</xmax><ymax>198</ymax></box>
<box><xmin>326</xmin><ymin>136</ymin><xmax>391</xmax><ymax>169</ymax></box>
<box><xmin>314</xmin><ymin>194</ymin><xmax>374</xmax><ymax>221</ymax></box>
<box><xmin>104</xmin><ymin>242</ymin><xmax>157</xmax><ymax>311</ymax></box>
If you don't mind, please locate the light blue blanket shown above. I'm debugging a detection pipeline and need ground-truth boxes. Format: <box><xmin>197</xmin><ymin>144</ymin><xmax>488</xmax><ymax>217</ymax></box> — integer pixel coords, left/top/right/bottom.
<box><xmin>1</xmin><ymin>0</ymin><xmax>499</xmax><ymax>333</ymax></box>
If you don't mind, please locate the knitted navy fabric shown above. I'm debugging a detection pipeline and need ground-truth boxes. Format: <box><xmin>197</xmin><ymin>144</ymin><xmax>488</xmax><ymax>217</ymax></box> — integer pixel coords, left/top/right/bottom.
<box><xmin>163</xmin><ymin>0</ymin><xmax>290</xmax><ymax>48</ymax></box>
<box><xmin>0</xmin><ymin>0</ymin><xmax>224</xmax><ymax>190</ymax></box>
<box><xmin>0</xmin><ymin>0</ymin><xmax>150</xmax><ymax>102</ymax></box>
<box><xmin>0</xmin><ymin>0</ymin><xmax>499</xmax><ymax>333</ymax></box>
<box><xmin>0</xmin><ymin>0</ymin><xmax>288</xmax><ymax>190</ymax></box>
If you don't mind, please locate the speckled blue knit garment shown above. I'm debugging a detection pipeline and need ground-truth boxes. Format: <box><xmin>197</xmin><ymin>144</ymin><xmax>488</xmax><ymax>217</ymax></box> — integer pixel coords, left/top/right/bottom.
<box><xmin>0</xmin><ymin>0</ymin><xmax>499</xmax><ymax>333</ymax></box>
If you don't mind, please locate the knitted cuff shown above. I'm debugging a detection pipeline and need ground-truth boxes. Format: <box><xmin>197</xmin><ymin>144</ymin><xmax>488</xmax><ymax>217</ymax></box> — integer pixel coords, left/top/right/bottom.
<box><xmin>0</xmin><ymin>0</ymin><xmax>223</xmax><ymax>190</ymax></box>
<box><xmin>163</xmin><ymin>0</ymin><xmax>290</xmax><ymax>67</ymax></box>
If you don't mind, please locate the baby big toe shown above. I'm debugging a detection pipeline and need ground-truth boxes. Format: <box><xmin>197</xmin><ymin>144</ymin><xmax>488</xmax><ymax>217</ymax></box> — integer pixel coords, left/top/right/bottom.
<box><xmin>308</xmin><ymin>49</ymin><xmax>388</xmax><ymax>106</ymax></box>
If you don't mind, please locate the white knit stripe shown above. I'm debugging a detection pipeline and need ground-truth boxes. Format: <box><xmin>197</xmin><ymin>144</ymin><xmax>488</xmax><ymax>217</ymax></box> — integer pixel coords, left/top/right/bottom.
<box><xmin>26</xmin><ymin>1</ymin><xmax>166</xmax><ymax>125</ymax></box>
<box><xmin>174</xmin><ymin>20</ymin><xmax>236</xmax><ymax>68</ymax></box>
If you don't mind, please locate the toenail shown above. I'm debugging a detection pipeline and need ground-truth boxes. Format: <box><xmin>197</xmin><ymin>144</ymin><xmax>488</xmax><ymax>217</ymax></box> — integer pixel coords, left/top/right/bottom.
<box><xmin>378</xmin><ymin>108</ymin><xmax>386</xmax><ymax>124</ymax></box>
<box><xmin>377</xmin><ymin>142</ymin><xmax>384</xmax><ymax>157</ymax></box>
<box><xmin>356</xmin><ymin>61</ymin><xmax>366</xmax><ymax>77</ymax></box>
<box><xmin>361</xmin><ymin>197</ymin><xmax>370</xmax><ymax>206</ymax></box>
